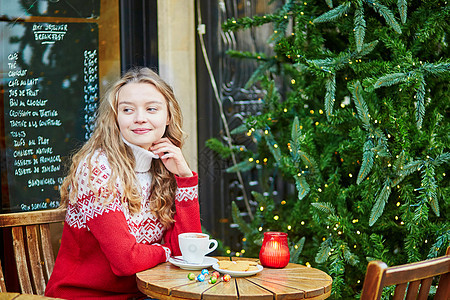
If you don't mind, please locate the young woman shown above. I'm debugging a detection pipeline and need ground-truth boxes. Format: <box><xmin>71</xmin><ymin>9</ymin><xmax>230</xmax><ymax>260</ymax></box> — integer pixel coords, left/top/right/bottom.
<box><xmin>45</xmin><ymin>67</ymin><xmax>202</xmax><ymax>299</ymax></box>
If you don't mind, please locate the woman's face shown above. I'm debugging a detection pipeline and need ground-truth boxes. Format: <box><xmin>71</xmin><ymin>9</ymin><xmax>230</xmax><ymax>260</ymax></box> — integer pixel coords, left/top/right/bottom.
<box><xmin>117</xmin><ymin>82</ymin><xmax>169</xmax><ymax>150</ymax></box>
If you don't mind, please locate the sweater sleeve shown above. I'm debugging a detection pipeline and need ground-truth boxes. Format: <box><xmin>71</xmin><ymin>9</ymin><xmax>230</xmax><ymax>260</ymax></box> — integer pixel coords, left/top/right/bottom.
<box><xmin>162</xmin><ymin>172</ymin><xmax>202</xmax><ymax>256</ymax></box>
<box><xmin>76</xmin><ymin>156</ymin><xmax>170</xmax><ymax>277</ymax></box>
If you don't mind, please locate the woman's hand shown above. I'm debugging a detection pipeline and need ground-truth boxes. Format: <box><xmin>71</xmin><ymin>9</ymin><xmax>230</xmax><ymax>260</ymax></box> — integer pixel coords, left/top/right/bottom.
<box><xmin>150</xmin><ymin>138</ymin><xmax>193</xmax><ymax>177</ymax></box>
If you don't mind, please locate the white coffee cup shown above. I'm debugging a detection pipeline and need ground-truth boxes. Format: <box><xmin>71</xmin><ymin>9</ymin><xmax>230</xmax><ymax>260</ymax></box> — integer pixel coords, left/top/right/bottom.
<box><xmin>178</xmin><ymin>232</ymin><xmax>218</xmax><ymax>264</ymax></box>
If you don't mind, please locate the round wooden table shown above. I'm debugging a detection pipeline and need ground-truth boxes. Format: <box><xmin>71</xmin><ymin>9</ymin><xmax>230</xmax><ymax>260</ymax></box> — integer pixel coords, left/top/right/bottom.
<box><xmin>136</xmin><ymin>257</ymin><xmax>332</xmax><ymax>300</ymax></box>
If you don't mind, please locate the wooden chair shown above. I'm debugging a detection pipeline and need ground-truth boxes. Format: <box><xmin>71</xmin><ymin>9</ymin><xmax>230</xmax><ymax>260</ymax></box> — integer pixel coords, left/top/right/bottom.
<box><xmin>0</xmin><ymin>209</ymin><xmax>66</xmax><ymax>295</ymax></box>
<box><xmin>360</xmin><ymin>246</ymin><xmax>450</xmax><ymax>300</ymax></box>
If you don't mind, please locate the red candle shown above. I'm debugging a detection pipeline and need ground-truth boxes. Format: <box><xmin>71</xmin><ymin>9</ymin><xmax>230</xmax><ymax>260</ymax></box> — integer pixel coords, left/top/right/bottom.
<box><xmin>259</xmin><ymin>232</ymin><xmax>290</xmax><ymax>268</ymax></box>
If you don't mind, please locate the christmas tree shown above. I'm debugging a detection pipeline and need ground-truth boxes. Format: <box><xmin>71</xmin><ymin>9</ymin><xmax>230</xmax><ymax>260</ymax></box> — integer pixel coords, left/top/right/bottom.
<box><xmin>208</xmin><ymin>0</ymin><xmax>450</xmax><ymax>298</ymax></box>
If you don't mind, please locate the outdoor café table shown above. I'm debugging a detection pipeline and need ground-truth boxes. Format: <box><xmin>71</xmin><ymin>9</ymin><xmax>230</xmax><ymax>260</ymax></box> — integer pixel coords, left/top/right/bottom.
<box><xmin>136</xmin><ymin>257</ymin><xmax>332</xmax><ymax>300</ymax></box>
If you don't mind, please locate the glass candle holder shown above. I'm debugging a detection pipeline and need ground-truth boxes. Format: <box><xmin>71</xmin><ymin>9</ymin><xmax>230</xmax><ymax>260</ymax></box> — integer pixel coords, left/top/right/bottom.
<box><xmin>259</xmin><ymin>232</ymin><xmax>290</xmax><ymax>268</ymax></box>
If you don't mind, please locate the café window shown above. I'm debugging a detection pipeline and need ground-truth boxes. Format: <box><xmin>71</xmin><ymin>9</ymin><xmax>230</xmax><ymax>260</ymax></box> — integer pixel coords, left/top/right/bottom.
<box><xmin>0</xmin><ymin>0</ymin><xmax>121</xmax><ymax>213</ymax></box>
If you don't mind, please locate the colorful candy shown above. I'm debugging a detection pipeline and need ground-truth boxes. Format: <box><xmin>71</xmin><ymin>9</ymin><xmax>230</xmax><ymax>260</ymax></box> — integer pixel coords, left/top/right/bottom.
<box><xmin>188</xmin><ymin>269</ymin><xmax>230</xmax><ymax>284</ymax></box>
<box><xmin>196</xmin><ymin>274</ymin><xmax>206</xmax><ymax>282</ymax></box>
<box><xmin>222</xmin><ymin>274</ymin><xmax>231</xmax><ymax>282</ymax></box>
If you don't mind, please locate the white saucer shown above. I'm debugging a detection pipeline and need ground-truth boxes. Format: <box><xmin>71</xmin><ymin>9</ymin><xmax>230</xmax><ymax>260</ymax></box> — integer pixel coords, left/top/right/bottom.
<box><xmin>212</xmin><ymin>263</ymin><xmax>263</xmax><ymax>277</ymax></box>
<box><xmin>169</xmin><ymin>256</ymin><xmax>218</xmax><ymax>270</ymax></box>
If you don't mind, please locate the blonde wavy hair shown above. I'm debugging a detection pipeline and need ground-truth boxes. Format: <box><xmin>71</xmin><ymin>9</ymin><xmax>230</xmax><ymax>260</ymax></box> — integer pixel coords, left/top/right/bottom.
<box><xmin>60</xmin><ymin>67</ymin><xmax>184</xmax><ymax>228</ymax></box>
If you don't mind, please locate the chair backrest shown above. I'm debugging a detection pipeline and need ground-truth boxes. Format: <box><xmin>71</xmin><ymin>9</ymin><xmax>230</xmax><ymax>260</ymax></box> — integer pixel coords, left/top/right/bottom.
<box><xmin>0</xmin><ymin>209</ymin><xmax>66</xmax><ymax>295</ymax></box>
<box><xmin>361</xmin><ymin>246</ymin><xmax>450</xmax><ymax>300</ymax></box>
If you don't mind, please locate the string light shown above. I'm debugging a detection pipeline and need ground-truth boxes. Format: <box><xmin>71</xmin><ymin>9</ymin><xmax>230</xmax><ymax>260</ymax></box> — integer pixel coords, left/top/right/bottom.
<box><xmin>258</xmin><ymin>227</ymin><xmax>263</xmax><ymax>231</ymax></box>
<box><xmin>248</xmin><ymin>158</ymin><xmax>254</xmax><ymax>162</ymax></box>
<box><xmin>274</xmin><ymin>215</ymin><xmax>279</xmax><ymax>220</ymax></box>
<box><xmin>281</xmin><ymin>200</ymin><xmax>286</xmax><ymax>205</ymax></box>
<box><xmin>301</xmin><ymin>221</ymin><xmax>305</xmax><ymax>225</ymax></box>
<box><xmin>260</xmin><ymin>206</ymin><xmax>264</xmax><ymax>211</ymax></box>
<box><xmin>242</xmin><ymin>237</ymin><xmax>247</xmax><ymax>242</ymax></box>
<box><xmin>287</xmin><ymin>225</ymin><xmax>292</xmax><ymax>230</ymax></box>
<box><xmin>306</xmin><ymin>262</ymin><xmax>311</xmax><ymax>267</ymax></box>
<box><xmin>226</xmin><ymin>249</ymin><xmax>231</xmax><ymax>254</ymax></box>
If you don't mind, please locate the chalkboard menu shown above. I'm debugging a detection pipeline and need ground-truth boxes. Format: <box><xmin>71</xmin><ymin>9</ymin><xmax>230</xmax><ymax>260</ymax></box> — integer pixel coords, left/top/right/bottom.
<box><xmin>1</xmin><ymin>16</ymin><xmax>100</xmax><ymax>212</ymax></box>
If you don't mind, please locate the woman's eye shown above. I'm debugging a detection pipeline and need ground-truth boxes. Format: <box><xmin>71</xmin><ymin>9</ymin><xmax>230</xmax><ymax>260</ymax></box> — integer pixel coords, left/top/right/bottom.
<box><xmin>148</xmin><ymin>107</ymin><xmax>157</xmax><ymax>112</ymax></box>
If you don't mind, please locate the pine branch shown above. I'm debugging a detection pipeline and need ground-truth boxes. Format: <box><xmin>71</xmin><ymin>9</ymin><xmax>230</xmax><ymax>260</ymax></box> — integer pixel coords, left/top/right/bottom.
<box><xmin>311</xmin><ymin>202</ymin><xmax>336</xmax><ymax>215</ymax></box>
<box><xmin>427</xmin><ymin>229</ymin><xmax>450</xmax><ymax>259</ymax></box>
<box><xmin>226</xmin><ymin>160</ymin><xmax>255</xmax><ymax>173</ymax></box>
<box><xmin>316</xmin><ymin>236</ymin><xmax>333</xmax><ymax>263</ymax></box>
<box><xmin>222</xmin><ymin>15</ymin><xmax>282</xmax><ymax>32</ymax></box>
<box><xmin>365</xmin><ymin>0</ymin><xmax>402</xmax><ymax>34</ymax></box>
<box><xmin>206</xmin><ymin>138</ymin><xmax>233</xmax><ymax>158</ymax></box>
<box><xmin>369</xmin><ymin>180</ymin><xmax>392</xmax><ymax>226</ymax></box>
<box><xmin>325</xmin><ymin>73</ymin><xmax>336</xmax><ymax>120</ymax></box>
<box><xmin>290</xmin><ymin>236</ymin><xmax>306</xmax><ymax>263</ymax></box>
<box><xmin>313</xmin><ymin>2</ymin><xmax>351</xmax><ymax>24</ymax></box>
<box><xmin>357</xmin><ymin>139</ymin><xmax>374</xmax><ymax>184</ymax></box>
<box><xmin>414</xmin><ymin>74</ymin><xmax>426</xmax><ymax>129</ymax></box>
<box><xmin>398</xmin><ymin>159</ymin><xmax>423</xmax><ymax>178</ymax></box>
<box><xmin>245</xmin><ymin>59</ymin><xmax>277</xmax><ymax>89</ymax></box>
<box><xmin>231</xmin><ymin>201</ymin><xmax>254</xmax><ymax>235</ymax></box>
<box><xmin>358</xmin><ymin>40</ymin><xmax>379</xmax><ymax>57</ymax></box>
<box><xmin>342</xmin><ymin>243</ymin><xmax>360</xmax><ymax>266</ymax></box>
<box><xmin>295</xmin><ymin>174</ymin><xmax>310</xmax><ymax>200</ymax></box>
<box><xmin>325</xmin><ymin>0</ymin><xmax>333</xmax><ymax>8</ymax></box>
<box><xmin>432</xmin><ymin>152</ymin><xmax>450</xmax><ymax>167</ymax></box>
<box><xmin>369</xmin><ymin>234</ymin><xmax>390</xmax><ymax>263</ymax></box>
<box><xmin>350</xmin><ymin>80</ymin><xmax>370</xmax><ymax>127</ymax></box>
<box><xmin>230</xmin><ymin>124</ymin><xmax>248</xmax><ymax>135</ymax></box>
<box><xmin>298</xmin><ymin>151</ymin><xmax>320</xmax><ymax>176</ymax></box>
<box><xmin>374</xmin><ymin>72</ymin><xmax>408</xmax><ymax>88</ymax></box>
<box><xmin>421</xmin><ymin>62</ymin><xmax>450</xmax><ymax>76</ymax></box>
<box><xmin>397</xmin><ymin>0</ymin><xmax>407</xmax><ymax>24</ymax></box>
<box><xmin>420</xmin><ymin>163</ymin><xmax>439</xmax><ymax>217</ymax></box>
<box><xmin>354</xmin><ymin>4</ymin><xmax>366</xmax><ymax>52</ymax></box>
<box><xmin>290</xmin><ymin>116</ymin><xmax>302</xmax><ymax>161</ymax></box>
<box><xmin>264</xmin><ymin>131</ymin><xmax>283</xmax><ymax>164</ymax></box>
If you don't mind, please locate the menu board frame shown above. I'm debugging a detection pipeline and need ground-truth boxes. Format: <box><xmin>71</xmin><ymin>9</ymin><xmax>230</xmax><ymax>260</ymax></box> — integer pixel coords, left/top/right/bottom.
<box><xmin>0</xmin><ymin>0</ymin><xmax>121</xmax><ymax>213</ymax></box>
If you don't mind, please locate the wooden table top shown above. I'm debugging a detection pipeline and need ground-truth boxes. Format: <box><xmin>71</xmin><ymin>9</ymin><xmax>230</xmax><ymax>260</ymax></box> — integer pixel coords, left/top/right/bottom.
<box><xmin>136</xmin><ymin>257</ymin><xmax>332</xmax><ymax>300</ymax></box>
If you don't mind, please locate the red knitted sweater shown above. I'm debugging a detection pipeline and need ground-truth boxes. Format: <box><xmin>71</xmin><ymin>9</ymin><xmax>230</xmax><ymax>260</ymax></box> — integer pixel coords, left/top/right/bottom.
<box><xmin>45</xmin><ymin>149</ymin><xmax>201</xmax><ymax>299</ymax></box>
